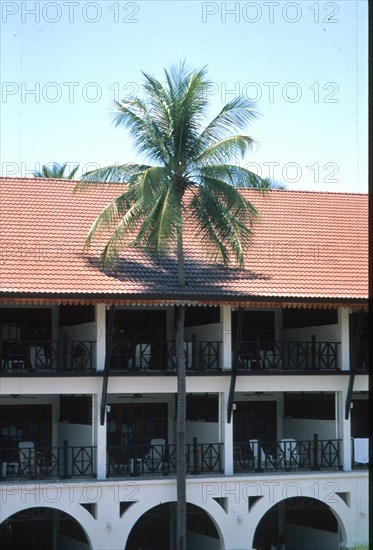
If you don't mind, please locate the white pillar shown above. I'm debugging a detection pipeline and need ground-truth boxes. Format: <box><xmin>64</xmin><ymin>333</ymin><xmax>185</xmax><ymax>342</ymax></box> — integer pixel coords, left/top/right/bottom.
<box><xmin>222</xmin><ymin>391</ymin><xmax>234</xmax><ymax>475</ymax></box>
<box><xmin>221</xmin><ymin>306</ymin><xmax>232</xmax><ymax>370</ymax></box>
<box><xmin>337</xmin><ymin>390</ymin><xmax>352</xmax><ymax>471</ymax></box>
<box><xmin>96</xmin><ymin>304</ymin><xmax>106</xmax><ymax>371</ymax></box>
<box><xmin>94</xmin><ymin>393</ymin><xmax>107</xmax><ymax>479</ymax></box>
<box><xmin>338</xmin><ymin>308</ymin><xmax>350</xmax><ymax>371</ymax></box>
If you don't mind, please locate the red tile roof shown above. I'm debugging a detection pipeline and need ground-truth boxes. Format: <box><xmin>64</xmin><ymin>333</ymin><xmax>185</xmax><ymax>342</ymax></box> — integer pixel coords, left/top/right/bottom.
<box><xmin>0</xmin><ymin>177</ymin><xmax>368</xmax><ymax>306</ymax></box>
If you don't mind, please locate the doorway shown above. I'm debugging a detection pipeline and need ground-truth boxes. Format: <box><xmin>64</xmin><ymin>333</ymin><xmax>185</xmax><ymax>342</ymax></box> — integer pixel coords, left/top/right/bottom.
<box><xmin>107</xmin><ymin>403</ymin><xmax>168</xmax><ymax>447</ymax></box>
<box><xmin>234</xmin><ymin>400</ymin><xmax>277</xmax><ymax>449</ymax></box>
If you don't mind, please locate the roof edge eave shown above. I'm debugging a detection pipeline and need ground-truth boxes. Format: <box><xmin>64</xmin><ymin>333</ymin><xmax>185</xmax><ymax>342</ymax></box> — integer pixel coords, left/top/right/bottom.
<box><xmin>0</xmin><ymin>292</ymin><xmax>369</xmax><ymax>309</ymax></box>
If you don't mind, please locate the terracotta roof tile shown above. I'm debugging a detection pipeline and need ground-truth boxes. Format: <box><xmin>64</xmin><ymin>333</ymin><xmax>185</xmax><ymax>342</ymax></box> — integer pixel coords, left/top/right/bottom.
<box><xmin>0</xmin><ymin>177</ymin><xmax>368</xmax><ymax>305</ymax></box>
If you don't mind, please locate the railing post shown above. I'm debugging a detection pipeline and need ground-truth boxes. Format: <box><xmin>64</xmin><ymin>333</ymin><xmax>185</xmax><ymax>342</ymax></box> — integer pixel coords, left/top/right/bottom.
<box><xmin>216</xmin><ymin>342</ymin><xmax>220</xmax><ymax>370</ymax></box>
<box><xmin>219</xmin><ymin>443</ymin><xmax>223</xmax><ymax>473</ymax></box>
<box><xmin>311</xmin><ymin>335</ymin><xmax>317</xmax><ymax>369</ymax></box>
<box><xmin>163</xmin><ymin>444</ymin><xmax>169</xmax><ymax>476</ymax></box>
<box><xmin>256</xmin><ymin>335</ymin><xmax>261</xmax><ymax>369</ymax></box>
<box><xmin>191</xmin><ymin>334</ymin><xmax>197</xmax><ymax>370</ymax></box>
<box><xmin>337</xmin><ymin>440</ymin><xmax>342</xmax><ymax>470</ymax></box>
<box><xmin>131</xmin><ymin>445</ymin><xmax>140</xmax><ymax>477</ymax></box>
<box><xmin>62</xmin><ymin>334</ymin><xmax>68</xmax><ymax>371</ymax></box>
<box><xmin>335</xmin><ymin>342</ymin><xmax>338</xmax><ymax>370</ymax></box>
<box><xmin>185</xmin><ymin>444</ymin><xmax>190</xmax><ymax>473</ymax></box>
<box><xmin>284</xmin><ymin>341</ymin><xmax>289</xmax><ymax>370</ymax></box>
<box><xmin>193</xmin><ymin>437</ymin><xmax>200</xmax><ymax>474</ymax></box>
<box><xmin>62</xmin><ymin>440</ymin><xmax>69</xmax><ymax>479</ymax></box>
<box><xmin>256</xmin><ymin>438</ymin><xmax>263</xmax><ymax>472</ymax></box>
<box><xmin>89</xmin><ymin>341</ymin><xmax>93</xmax><ymax>370</ymax></box>
<box><xmin>312</xmin><ymin>433</ymin><xmax>320</xmax><ymax>471</ymax></box>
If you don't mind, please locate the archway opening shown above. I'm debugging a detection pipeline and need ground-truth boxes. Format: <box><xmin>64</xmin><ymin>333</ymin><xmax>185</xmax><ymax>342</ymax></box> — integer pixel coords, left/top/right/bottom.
<box><xmin>125</xmin><ymin>502</ymin><xmax>221</xmax><ymax>550</ymax></box>
<box><xmin>0</xmin><ymin>507</ymin><xmax>90</xmax><ymax>550</ymax></box>
<box><xmin>253</xmin><ymin>497</ymin><xmax>341</xmax><ymax>550</ymax></box>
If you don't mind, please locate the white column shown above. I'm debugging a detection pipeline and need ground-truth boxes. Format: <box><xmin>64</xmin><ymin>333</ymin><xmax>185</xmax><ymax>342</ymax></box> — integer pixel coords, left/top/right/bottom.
<box><xmin>337</xmin><ymin>390</ymin><xmax>352</xmax><ymax>471</ymax></box>
<box><xmin>221</xmin><ymin>306</ymin><xmax>232</xmax><ymax>370</ymax></box>
<box><xmin>94</xmin><ymin>393</ymin><xmax>107</xmax><ymax>479</ymax></box>
<box><xmin>338</xmin><ymin>308</ymin><xmax>350</xmax><ymax>371</ymax></box>
<box><xmin>222</xmin><ymin>391</ymin><xmax>234</xmax><ymax>475</ymax></box>
<box><xmin>96</xmin><ymin>304</ymin><xmax>106</xmax><ymax>371</ymax></box>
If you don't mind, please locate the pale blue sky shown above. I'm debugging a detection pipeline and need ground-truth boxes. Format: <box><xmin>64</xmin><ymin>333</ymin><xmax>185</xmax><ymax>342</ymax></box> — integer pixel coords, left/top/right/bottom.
<box><xmin>0</xmin><ymin>0</ymin><xmax>368</xmax><ymax>192</ymax></box>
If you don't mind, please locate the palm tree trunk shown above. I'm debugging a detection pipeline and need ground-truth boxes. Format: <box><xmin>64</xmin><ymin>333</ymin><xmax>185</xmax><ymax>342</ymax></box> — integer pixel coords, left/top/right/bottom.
<box><xmin>175</xmin><ymin>303</ymin><xmax>186</xmax><ymax>549</ymax></box>
<box><xmin>176</xmin><ymin>224</ymin><xmax>187</xmax><ymax>550</ymax></box>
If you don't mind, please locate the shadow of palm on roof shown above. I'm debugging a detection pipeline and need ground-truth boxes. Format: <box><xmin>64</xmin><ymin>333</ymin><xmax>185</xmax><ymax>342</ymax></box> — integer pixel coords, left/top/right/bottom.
<box><xmin>85</xmin><ymin>253</ymin><xmax>271</xmax><ymax>296</ymax></box>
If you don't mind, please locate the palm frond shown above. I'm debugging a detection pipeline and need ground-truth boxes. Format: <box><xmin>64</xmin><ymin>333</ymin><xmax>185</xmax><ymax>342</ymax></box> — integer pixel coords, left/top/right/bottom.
<box><xmin>33</xmin><ymin>162</ymin><xmax>79</xmax><ymax>180</ymax></box>
<box><xmin>132</xmin><ymin>185</ymin><xmax>181</xmax><ymax>253</ymax></box>
<box><xmin>194</xmin><ymin>174</ymin><xmax>259</xmax><ymax>219</ymax></box>
<box><xmin>196</xmin><ymin>136</ymin><xmax>256</xmax><ymax>165</ymax></box>
<box><xmin>75</xmin><ymin>163</ymin><xmax>152</xmax><ymax>191</ymax></box>
<box><xmin>191</xmin><ymin>186</ymin><xmax>255</xmax><ymax>267</ymax></box>
<box><xmin>199</xmin><ymin>164</ymin><xmax>268</xmax><ymax>192</ymax></box>
<box><xmin>84</xmin><ymin>192</ymin><xmax>134</xmax><ymax>249</ymax></box>
<box><xmin>263</xmin><ymin>179</ymin><xmax>288</xmax><ymax>190</ymax></box>
<box><xmin>193</xmin><ymin>97</ymin><xmax>259</xmax><ymax>153</ymax></box>
<box><xmin>141</xmin><ymin>72</ymin><xmax>173</xmax><ymax>135</ymax></box>
<box><xmin>114</xmin><ymin>99</ymin><xmax>171</xmax><ymax>164</ymax></box>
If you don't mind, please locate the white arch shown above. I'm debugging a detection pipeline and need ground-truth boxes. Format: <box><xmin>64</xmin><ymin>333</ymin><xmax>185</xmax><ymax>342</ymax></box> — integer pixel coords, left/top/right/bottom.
<box><xmin>0</xmin><ymin>501</ymin><xmax>96</xmax><ymax>549</ymax></box>
<box><xmin>248</xmin><ymin>493</ymin><xmax>349</xmax><ymax>548</ymax></box>
<box><xmin>118</xmin><ymin>497</ymin><xmax>228</xmax><ymax>549</ymax></box>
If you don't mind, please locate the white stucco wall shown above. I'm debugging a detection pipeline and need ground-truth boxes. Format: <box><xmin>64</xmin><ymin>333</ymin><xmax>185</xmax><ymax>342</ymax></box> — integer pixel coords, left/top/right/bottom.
<box><xmin>0</xmin><ymin>471</ymin><xmax>368</xmax><ymax>550</ymax></box>
<box><xmin>186</xmin><ymin>421</ymin><xmax>219</xmax><ymax>444</ymax></box>
<box><xmin>282</xmin><ymin>324</ymin><xmax>339</xmax><ymax>342</ymax></box>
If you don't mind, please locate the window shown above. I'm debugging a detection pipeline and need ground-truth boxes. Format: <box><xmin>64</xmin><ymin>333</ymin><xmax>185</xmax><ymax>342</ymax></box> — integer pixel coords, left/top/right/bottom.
<box><xmin>185</xmin><ymin>307</ymin><xmax>220</xmax><ymax>327</ymax></box>
<box><xmin>283</xmin><ymin>308</ymin><xmax>337</xmax><ymax>329</ymax></box>
<box><xmin>351</xmin><ymin>399</ymin><xmax>368</xmax><ymax>437</ymax></box>
<box><xmin>0</xmin><ymin>405</ymin><xmax>52</xmax><ymax>448</ymax></box>
<box><xmin>232</xmin><ymin>311</ymin><xmax>275</xmax><ymax>341</ymax></box>
<box><xmin>59</xmin><ymin>305</ymin><xmax>94</xmax><ymax>326</ymax></box>
<box><xmin>107</xmin><ymin>403</ymin><xmax>168</xmax><ymax>446</ymax></box>
<box><xmin>284</xmin><ymin>393</ymin><xmax>335</xmax><ymax>420</ymax></box>
<box><xmin>186</xmin><ymin>395</ymin><xmax>218</xmax><ymax>422</ymax></box>
<box><xmin>60</xmin><ymin>396</ymin><xmax>92</xmax><ymax>425</ymax></box>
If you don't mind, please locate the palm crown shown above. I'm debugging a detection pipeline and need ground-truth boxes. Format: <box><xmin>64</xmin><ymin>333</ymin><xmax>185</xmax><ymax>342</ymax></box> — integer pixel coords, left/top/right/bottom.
<box><xmin>77</xmin><ymin>63</ymin><xmax>268</xmax><ymax>269</ymax></box>
<box><xmin>33</xmin><ymin>162</ymin><xmax>79</xmax><ymax>180</ymax></box>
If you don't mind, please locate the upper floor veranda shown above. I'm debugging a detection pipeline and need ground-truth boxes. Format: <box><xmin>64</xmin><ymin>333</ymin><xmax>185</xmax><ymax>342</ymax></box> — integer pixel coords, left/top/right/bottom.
<box><xmin>0</xmin><ymin>303</ymin><xmax>368</xmax><ymax>376</ymax></box>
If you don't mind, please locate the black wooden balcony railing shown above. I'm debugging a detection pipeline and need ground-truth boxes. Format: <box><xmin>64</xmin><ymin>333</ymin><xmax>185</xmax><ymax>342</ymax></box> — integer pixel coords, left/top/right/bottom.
<box><xmin>234</xmin><ymin>338</ymin><xmax>340</xmax><ymax>371</ymax></box>
<box><xmin>109</xmin><ymin>339</ymin><xmax>220</xmax><ymax>371</ymax></box>
<box><xmin>107</xmin><ymin>441</ymin><xmax>224</xmax><ymax>477</ymax></box>
<box><xmin>0</xmin><ymin>338</ymin><xmax>95</xmax><ymax>372</ymax></box>
<box><xmin>2</xmin><ymin>438</ymin><xmax>365</xmax><ymax>481</ymax></box>
<box><xmin>0</xmin><ymin>442</ymin><xmax>96</xmax><ymax>480</ymax></box>
<box><xmin>234</xmin><ymin>436</ymin><xmax>341</xmax><ymax>473</ymax></box>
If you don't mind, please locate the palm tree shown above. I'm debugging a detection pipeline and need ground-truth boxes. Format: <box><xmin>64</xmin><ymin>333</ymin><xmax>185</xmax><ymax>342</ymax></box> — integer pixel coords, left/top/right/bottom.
<box><xmin>76</xmin><ymin>62</ymin><xmax>268</xmax><ymax>550</ymax></box>
<box><xmin>33</xmin><ymin>162</ymin><xmax>79</xmax><ymax>179</ymax></box>
<box><xmin>265</xmin><ymin>179</ymin><xmax>287</xmax><ymax>190</ymax></box>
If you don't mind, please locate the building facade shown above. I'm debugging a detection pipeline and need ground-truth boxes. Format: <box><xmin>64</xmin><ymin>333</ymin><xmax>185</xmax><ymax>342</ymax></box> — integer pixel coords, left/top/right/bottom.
<box><xmin>0</xmin><ymin>178</ymin><xmax>369</xmax><ymax>550</ymax></box>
